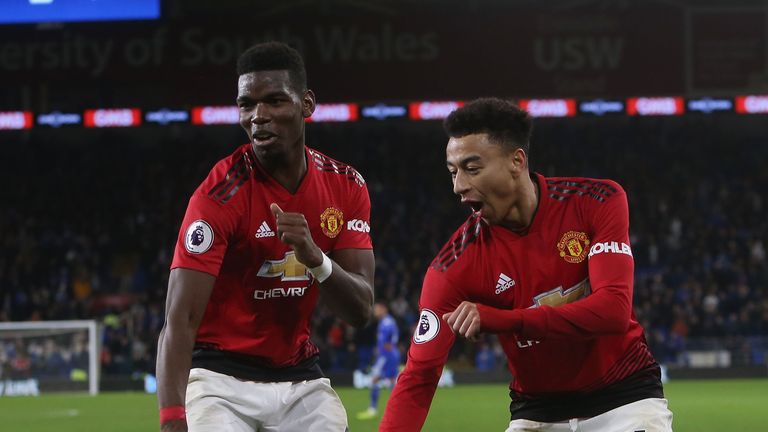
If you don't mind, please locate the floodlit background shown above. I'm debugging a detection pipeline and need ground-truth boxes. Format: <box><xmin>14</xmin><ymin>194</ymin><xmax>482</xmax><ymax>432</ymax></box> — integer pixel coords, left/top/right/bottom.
<box><xmin>0</xmin><ymin>1</ymin><xmax>767</xmax><ymax>430</ymax></box>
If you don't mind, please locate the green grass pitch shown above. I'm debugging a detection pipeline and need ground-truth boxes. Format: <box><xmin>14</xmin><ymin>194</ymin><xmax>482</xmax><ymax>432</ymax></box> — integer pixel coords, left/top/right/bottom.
<box><xmin>1</xmin><ymin>379</ymin><xmax>765</xmax><ymax>431</ymax></box>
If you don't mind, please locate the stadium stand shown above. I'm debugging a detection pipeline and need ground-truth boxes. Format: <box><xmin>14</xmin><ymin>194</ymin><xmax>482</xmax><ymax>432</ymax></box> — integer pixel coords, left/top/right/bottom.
<box><xmin>1</xmin><ymin>114</ymin><xmax>766</xmax><ymax>380</ymax></box>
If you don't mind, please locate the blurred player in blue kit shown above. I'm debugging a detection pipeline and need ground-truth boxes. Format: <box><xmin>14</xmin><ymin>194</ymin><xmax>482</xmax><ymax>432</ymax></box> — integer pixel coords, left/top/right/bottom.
<box><xmin>357</xmin><ymin>301</ymin><xmax>400</xmax><ymax>420</ymax></box>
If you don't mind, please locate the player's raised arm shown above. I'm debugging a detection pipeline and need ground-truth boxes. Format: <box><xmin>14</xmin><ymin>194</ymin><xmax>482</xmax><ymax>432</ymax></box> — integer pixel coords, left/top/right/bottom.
<box><xmin>270</xmin><ymin>198</ymin><xmax>374</xmax><ymax>328</ymax></box>
<box><xmin>156</xmin><ymin>269</ymin><xmax>215</xmax><ymax>431</ymax></box>
<box><xmin>471</xmin><ymin>184</ymin><xmax>636</xmax><ymax>340</ymax></box>
<box><xmin>380</xmin><ymin>269</ymin><xmax>460</xmax><ymax>431</ymax></box>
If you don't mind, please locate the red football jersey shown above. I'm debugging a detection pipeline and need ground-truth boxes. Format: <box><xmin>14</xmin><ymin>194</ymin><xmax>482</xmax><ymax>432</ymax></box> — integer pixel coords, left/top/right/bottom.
<box><xmin>171</xmin><ymin>144</ymin><xmax>372</xmax><ymax>368</ymax></box>
<box><xmin>381</xmin><ymin>174</ymin><xmax>657</xmax><ymax>430</ymax></box>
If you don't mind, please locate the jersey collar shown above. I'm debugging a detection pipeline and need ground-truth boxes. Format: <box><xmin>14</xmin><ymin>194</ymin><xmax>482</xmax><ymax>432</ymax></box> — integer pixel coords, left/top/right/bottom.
<box><xmin>251</xmin><ymin>145</ymin><xmax>315</xmax><ymax>198</ymax></box>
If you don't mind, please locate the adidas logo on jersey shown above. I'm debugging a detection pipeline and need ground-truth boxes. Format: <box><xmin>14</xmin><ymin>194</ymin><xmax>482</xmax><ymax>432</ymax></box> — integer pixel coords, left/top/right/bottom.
<box><xmin>255</xmin><ymin>221</ymin><xmax>276</xmax><ymax>238</ymax></box>
<box><xmin>495</xmin><ymin>273</ymin><xmax>516</xmax><ymax>294</ymax></box>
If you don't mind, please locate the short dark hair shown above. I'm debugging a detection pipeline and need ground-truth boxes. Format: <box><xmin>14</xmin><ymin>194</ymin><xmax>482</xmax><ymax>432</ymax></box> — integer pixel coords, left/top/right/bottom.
<box><xmin>236</xmin><ymin>41</ymin><xmax>307</xmax><ymax>91</ymax></box>
<box><xmin>443</xmin><ymin>98</ymin><xmax>533</xmax><ymax>155</ymax></box>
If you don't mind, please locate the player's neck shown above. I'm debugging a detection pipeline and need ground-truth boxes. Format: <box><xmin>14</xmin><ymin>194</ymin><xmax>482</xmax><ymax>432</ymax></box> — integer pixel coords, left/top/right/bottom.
<box><xmin>499</xmin><ymin>173</ymin><xmax>539</xmax><ymax>233</ymax></box>
<box><xmin>259</xmin><ymin>144</ymin><xmax>308</xmax><ymax>194</ymax></box>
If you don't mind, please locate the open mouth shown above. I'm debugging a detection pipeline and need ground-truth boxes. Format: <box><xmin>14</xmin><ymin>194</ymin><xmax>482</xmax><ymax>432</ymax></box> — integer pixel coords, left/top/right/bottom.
<box><xmin>466</xmin><ymin>200</ymin><xmax>483</xmax><ymax>213</ymax></box>
<box><xmin>252</xmin><ymin>130</ymin><xmax>277</xmax><ymax>145</ymax></box>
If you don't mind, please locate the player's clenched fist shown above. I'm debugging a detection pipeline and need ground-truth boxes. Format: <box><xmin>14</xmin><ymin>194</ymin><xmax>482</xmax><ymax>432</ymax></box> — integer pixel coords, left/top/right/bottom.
<box><xmin>270</xmin><ymin>203</ymin><xmax>324</xmax><ymax>268</ymax></box>
<box><xmin>443</xmin><ymin>301</ymin><xmax>482</xmax><ymax>340</ymax></box>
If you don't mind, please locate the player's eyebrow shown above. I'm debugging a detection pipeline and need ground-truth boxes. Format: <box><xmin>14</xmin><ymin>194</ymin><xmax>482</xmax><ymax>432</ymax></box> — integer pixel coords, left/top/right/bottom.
<box><xmin>459</xmin><ymin>155</ymin><xmax>482</xmax><ymax>165</ymax></box>
<box><xmin>236</xmin><ymin>91</ymin><xmax>290</xmax><ymax>104</ymax></box>
<box><xmin>447</xmin><ymin>155</ymin><xmax>482</xmax><ymax>168</ymax></box>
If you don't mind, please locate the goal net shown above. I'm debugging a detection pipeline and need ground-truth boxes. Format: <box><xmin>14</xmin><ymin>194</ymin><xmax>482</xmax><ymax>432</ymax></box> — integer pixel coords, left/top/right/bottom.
<box><xmin>0</xmin><ymin>320</ymin><xmax>100</xmax><ymax>396</ymax></box>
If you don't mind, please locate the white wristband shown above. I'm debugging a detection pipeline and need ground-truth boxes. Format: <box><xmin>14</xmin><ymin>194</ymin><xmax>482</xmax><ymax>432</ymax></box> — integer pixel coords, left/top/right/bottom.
<box><xmin>309</xmin><ymin>252</ymin><xmax>333</xmax><ymax>283</ymax></box>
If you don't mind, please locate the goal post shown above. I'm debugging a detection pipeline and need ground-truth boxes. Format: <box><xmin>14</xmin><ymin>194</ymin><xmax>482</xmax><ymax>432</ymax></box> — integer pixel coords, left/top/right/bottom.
<box><xmin>0</xmin><ymin>320</ymin><xmax>100</xmax><ymax>396</ymax></box>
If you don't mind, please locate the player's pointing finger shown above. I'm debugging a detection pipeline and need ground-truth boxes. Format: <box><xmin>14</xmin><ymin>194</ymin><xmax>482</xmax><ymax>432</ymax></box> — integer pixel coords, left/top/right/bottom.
<box><xmin>270</xmin><ymin>203</ymin><xmax>284</xmax><ymax>219</ymax></box>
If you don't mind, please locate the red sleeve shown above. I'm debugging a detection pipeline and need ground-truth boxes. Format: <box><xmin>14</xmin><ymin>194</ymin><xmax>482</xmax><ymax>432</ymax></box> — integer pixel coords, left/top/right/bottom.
<box><xmin>478</xmin><ymin>185</ymin><xmax>634</xmax><ymax>339</ymax></box>
<box><xmin>333</xmin><ymin>181</ymin><xmax>373</xmax><ymax>250</ymax></box>
<box><xmin>380</xmin><ymin>269</ymin><xmax>461</xmax><ymax>431</ymax></box>
<box><xmin>170</xmin><ymin>193</ymin><xmax>239</xmax><ymax>277</ymax></box>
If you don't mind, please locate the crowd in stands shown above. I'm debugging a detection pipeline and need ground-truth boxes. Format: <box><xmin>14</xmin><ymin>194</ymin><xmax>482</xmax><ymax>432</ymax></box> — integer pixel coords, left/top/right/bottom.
<box><xmin>1</xmin><ymin>114</ymin><xmax>766</xmax><ymax>378</ymax></box>
<box><xmin>0</xmin><ymin>332</ymin><xmax>89</xmax><ymax>380</ymax></box>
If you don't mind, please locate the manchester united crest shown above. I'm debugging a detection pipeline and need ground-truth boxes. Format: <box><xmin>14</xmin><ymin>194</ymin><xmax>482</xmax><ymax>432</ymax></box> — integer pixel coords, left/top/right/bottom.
<box><xmin>557</xmin><ymin>231</ymin><xmax>590</xmax><ymax>263</ymax></box>
<box><xmin>320</xmin><ymin>207</ymin><xmax>344</xmax><ymax>238</ymax></box>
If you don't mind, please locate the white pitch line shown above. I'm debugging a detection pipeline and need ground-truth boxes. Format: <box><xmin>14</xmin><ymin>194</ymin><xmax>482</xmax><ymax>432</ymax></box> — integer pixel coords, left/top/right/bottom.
<box><xmin>45</xmin><ymin>409</ymin><xmax>80</xmax><ymax>418</ymax></box>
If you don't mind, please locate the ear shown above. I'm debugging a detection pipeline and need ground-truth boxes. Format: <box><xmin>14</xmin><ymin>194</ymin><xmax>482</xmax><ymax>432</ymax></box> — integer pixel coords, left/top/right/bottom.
<box><xmin>302</xmin><ymin>89</ymin><xmax>316</xmax><ymax>118</ymax></box>
<box><xmin>507</xmin><ymin>148</ymin><xmax>527</xmax><ymax>176</ymax></box>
